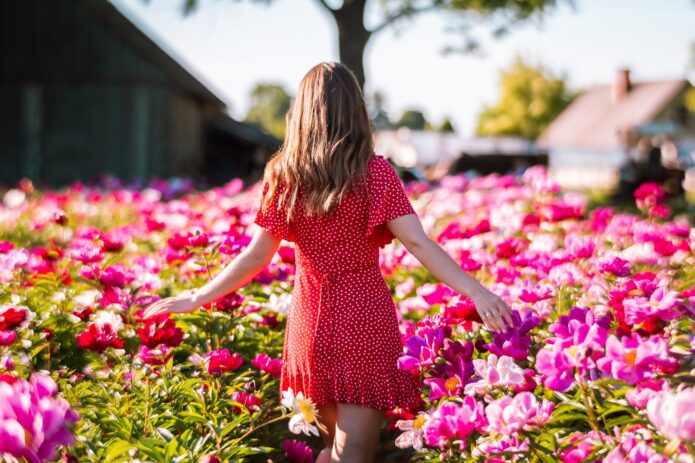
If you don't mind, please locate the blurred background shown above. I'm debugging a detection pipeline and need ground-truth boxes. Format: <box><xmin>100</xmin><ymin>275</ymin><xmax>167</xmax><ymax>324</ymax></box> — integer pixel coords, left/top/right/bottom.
<box><xmin>1</xmin><ymin>0</ymin><xmax>694</xmax><ymax>201</ymax></box>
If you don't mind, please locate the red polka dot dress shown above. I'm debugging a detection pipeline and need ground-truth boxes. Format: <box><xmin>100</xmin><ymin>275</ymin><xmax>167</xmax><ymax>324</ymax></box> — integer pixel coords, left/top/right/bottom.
<box><xmin>253</xmin><ymin>154</ymin><xmax>422</xmax><ymax>411</ymax></box>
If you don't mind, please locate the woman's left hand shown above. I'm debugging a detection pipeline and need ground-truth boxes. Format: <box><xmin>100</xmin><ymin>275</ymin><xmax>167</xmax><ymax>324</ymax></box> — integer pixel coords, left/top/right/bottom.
<box><xmin>142</xmin><ymin>294</ymin><xmax>199</xmax><ymax>319</ymax></box>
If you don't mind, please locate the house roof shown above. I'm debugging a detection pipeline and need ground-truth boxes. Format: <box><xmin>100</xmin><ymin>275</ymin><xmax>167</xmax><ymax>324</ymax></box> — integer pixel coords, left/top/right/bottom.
<box><xmin>538</xmin><ymin>78</ymin><xmax>690</xmax><ymax>150</ymax></box>
<box><xmin>87</xmin><ymin>0</ymin><xmax>226</xmax><ymax>107</ymax></box>
<box><xmin>210</xmin><ymin>115</ymin><xmax>282</xmax><ymax>150</ymax></box>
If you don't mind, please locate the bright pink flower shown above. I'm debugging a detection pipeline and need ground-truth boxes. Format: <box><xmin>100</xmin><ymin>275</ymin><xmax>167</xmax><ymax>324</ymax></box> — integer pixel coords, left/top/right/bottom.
<box><xmin>597</xmin><ymin>334</ymin><xmax>678</xmax><ymax>384</ymax></box>
<box><xmin>68</xmin><ymin>244</ymin><xmax>104</xmax><ymax>264</ymax></box>
<box><xmin>634</xmin><ymin>182</ymin><xmax>667</xmax><ymax>208</ymax></box>
<box><xmin>599</xmin><ymin>256</ymin><xmax>631</xmax><ymax>277</ymax></box>
<box><xmin>230</xmin><ymin>390</ymin><xmax>261</xmax><ymax>414</ymax></box>
<box><xmin>282</xmin><ymin>438</ymin><xmax>314</xmax><ymax>463</ymax></box>
<box><xmin>200</xmin><ymin>455</ymin><xmax>221</xmax><ymax>463</ymax></box>
<box><xmin>138</xmin><ymin>344</ymin><xmax>173</xmax><ymax>366</ymax></box>
<box><xmin>485</xmin><ymin>392</ymin><xmax>554</xmax><ymax>435</ymax></box>
<box><xmin>0</xmin><ymin>373</ymin><xmax>79</xmax><ymax>463</ymax></box>
<box><xmin>625</xmin><ymin>379</ymin><xmax>668</xmax><ymax>409</ymax></box>
<box><xmin>251</xmin><ymin>353</ymin><xmax>282</xmax><ymax>378</ymax></box>
<box><xmin>646</xmin><ymin>387</ymin><xmax>695</xmax><ymax>441</ymax></box>
<box><xmin>97</xmin><ymin>265</ymin><xmax>130</xmax><ymax>288</ymax></box>
<box><xmin>205</xmin><ymin>349</ymin><xmax>243</xmax><ymax>375</ymax></box>
<box><xmin>187</xmin><ymin>230</ymin><xmax>209</xmax><ymax>248</ymax></box>
<box><xmin>622</xmin><ymin>286</ymin><xmax>681</xmax><ymax>326</ymax></box>
<box><xmin>422</xmin><ymin>396</ymin><xmax>486</xmax><ymax>450</ymax></box>
<box><xmin>604</xmin><ymin>439</ymin><xmax>669</xmax><ymax>463</ymax></box>
<box><xmin>559</xmin><ymin>431</ymin><xmax>610</xmax><ymax>463</ymax></box>
<box><xmin>0</xmin><ymin>330</ymin><xmax>17</xmax><ymax>346</ymax></box>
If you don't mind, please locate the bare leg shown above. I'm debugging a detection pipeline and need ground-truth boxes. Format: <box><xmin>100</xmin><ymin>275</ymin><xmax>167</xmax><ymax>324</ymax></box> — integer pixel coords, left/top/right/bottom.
<box><xmin>331</xmin><ymin>403</ymin><xmax>385</xmax><ymax>463</ymax></box>
<box><xmin>315</xmin><ymin>401</ymin><xmax>337</xmax><ymax>463</ymax></box>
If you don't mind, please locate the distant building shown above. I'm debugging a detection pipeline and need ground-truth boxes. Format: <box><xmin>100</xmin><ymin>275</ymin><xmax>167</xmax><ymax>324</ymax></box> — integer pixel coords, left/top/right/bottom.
<box><xmin>374</xmin><ymin>129</ymin><xmax>546</xmax><ymax>180</ymax></box>
<box><xmin>0</xmin><ymin>0</ymin><xmax>280</xmax><ymax>188</ymax></box>
<box><xmin>538</xmin><ymin>69</ymin><xmax>695</xmax><ymax>190</ymax></box>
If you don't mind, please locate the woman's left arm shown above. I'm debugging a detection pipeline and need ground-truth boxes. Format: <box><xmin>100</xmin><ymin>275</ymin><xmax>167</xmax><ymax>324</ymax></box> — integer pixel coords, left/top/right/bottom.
<box><xmin>141</xmin><ymin>228</ymin><xmax>282</xmax><ymax>319</ymax></box>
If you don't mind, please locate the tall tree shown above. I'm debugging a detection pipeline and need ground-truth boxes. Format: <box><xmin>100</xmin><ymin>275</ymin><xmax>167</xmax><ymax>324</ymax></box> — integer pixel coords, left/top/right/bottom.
<box><xmin>437</xmin><ymin>117</ymin><xmax>456</xmax><ymax>132</ymax></box>
<box><xmin>395</xmin><ymin>109</ymin><xmax>428</xmax><ymax>130</ymax></box>
<box><xmin>243</xmin><ymin>83</ymin><xmax>293</xmax><ymax>139</ymax></box>
<box><xmin>476</xmin><ymin>55</ymin><xmax>574</xmax><ymax>139</ymax></box>
<box><xmin>687</xmin><ymin>44</ymin><xmax>695</xmax><ymax>113</ymax></box>
<box><xmin>168</xmin><ymin>0</ymin><xmax>565</xmax><ymax>90</ymax></box>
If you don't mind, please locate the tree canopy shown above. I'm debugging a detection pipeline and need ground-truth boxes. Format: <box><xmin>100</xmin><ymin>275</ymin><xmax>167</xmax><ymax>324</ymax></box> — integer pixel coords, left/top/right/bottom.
<box><xmin>167</xmin><ymin>0</ymin><xmax>565</xmax><ymax>89</ymax></box>
<box><xmin>243</xmin><ymin>83</ymin><xmax>292</xmax><ymax>139</ymax></box>
<box><xmin>476</xmin><ymin>55</ymin><xmax>574</xmax><ymax>139</ymax></box>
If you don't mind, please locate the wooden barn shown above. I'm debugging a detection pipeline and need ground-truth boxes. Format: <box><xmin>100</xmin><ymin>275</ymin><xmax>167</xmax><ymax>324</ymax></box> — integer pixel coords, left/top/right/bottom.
<box><xmin>0</xmin><ymin>0</ymin><xmax>280</xmax><ymax>189</ymax></box>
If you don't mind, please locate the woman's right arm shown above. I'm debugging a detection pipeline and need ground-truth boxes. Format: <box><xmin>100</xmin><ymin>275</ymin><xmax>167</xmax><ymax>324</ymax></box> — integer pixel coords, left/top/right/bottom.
<box><xmin>386</xmin><ymin>213</ymin><xmax>514</xmax><ymax>332</ymax></box>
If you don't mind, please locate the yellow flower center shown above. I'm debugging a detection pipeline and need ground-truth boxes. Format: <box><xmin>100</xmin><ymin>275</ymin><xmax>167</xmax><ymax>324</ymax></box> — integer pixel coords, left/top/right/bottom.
<box><xmin>445</xmin><ymin>377</ymin><xmax>460</xmax><ymax>392</ymax></box>
<box><xmin>413</xmin><ymin>414</ymin><xmax>427</xmax><ymax>429</ymax></box>
<box><xmin>23</xmin><ymin>426</ymin><xmax>32</xmax><ymax>447</ymax></box>
<box><xmin>566</xmin><ymin>345</ymin><xmax>579</xmax><ymax>360</ymax></box>
<box><xmin>297</xmin><ymin>397</ymin><xmax>317</xmax><ymax>424</ymax></box>
<box><xmin>624</xmin><ymin>349</ymin><xmax>637</xmax><ymax>366</ymax></box>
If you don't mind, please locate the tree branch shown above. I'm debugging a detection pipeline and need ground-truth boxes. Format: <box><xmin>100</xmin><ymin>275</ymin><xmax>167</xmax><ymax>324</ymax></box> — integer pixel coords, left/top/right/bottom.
<box><xmin>370</xmin><ymin>3</ymin><xmax>440</xmax><ymax>35</ymax></box>
<box><xmin>314</xmin><ymin>0</ymin><xmax>336</xmax><ymax>14</ymax></box>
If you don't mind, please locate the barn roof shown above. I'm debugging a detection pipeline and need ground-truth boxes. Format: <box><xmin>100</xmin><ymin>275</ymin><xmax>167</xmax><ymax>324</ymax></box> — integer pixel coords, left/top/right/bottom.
<box><xmin>89</xmin><ymin>0</ymin><xmax>227</xmax><ymax>107</ymax></box>
<box><xmin>538</xmin><ymin>75</ymin><xmax>690</xmax><ymax>150</ymax></box>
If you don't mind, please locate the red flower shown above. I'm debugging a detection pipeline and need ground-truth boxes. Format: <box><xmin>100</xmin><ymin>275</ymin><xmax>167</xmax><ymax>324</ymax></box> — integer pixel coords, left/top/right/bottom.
<box><xmin>76</xmin><ymin>323</ymin><xmax>124</xmax><ymax>352</ymax></box>
<box><xmin>203</xmin><ymin>292</ymin><xmax>245</xmax><ymax>313</ymax></box>
<box><xmin>187</xmin><ymin>230</ymin><xmax>210</xmax><ymax>248</ymax></box>
<box><xmin>136</xmin><ymin>314</ymin><xmax>184</xmax><ymax>348</ymax></box>
<box><xmin>0</xmin><ymin>307</ymin><xmax>27</xmax><ymax>330</ymax></box>
<box><xmin>72</xmin><ymin>306</ymin><xmax>94</xmax><ymax>322</ymax></box>
<box><xmin>205</xmin><ymin>349</ymin><xmax>244</xmax><ymax>375</ymax></box>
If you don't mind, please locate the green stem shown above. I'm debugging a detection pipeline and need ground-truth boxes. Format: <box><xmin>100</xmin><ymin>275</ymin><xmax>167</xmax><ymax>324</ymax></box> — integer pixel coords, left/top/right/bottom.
<box><xmin>229</xmin><ymin>413</ymin><xmax>293</xmax><ymax>447</ymax></box>
<box><xmin>143</xmin><ymin>376</ymin><xmax>151</xmax><ymax>437</ymax></box>
<box><xmin>579</xmin><ymin>379</ymin><xmax>604</xmax><ymax>442</ymax></box>
<box><xmin>686</xmin><ymin>441</ymin><xmax>695</xmax><ymax>460</ymax></box>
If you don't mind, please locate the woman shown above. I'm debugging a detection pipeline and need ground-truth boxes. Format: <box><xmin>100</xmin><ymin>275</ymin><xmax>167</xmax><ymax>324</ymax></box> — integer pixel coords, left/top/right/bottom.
<box><xmin>143</xmin><ymin>61</ymin><xmax>513</xmax><ymax>463</ymax></box>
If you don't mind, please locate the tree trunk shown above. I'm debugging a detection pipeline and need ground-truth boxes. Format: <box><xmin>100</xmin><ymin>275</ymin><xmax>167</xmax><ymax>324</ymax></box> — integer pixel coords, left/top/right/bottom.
<box><xmin>331</xmin><ymin>0</ymin><xmax>371</xmax><ymax>91</ymax></box>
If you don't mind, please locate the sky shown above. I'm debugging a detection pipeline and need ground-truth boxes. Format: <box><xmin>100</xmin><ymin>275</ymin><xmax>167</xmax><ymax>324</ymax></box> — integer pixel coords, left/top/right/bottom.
<box><xmin>109</xmin><ymin>0</ymin><xmax>695</xmax><ymax>135</ymax></box>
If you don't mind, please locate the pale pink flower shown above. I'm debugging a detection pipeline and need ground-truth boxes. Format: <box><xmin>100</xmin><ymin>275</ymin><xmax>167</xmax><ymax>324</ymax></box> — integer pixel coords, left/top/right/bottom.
<box><xmin>464</xmin><ymin>354</ymin><xmax>524</xmax><ymax>396</ymax></box>
<box><xmin>646</xmin><ymin>387</ymin><xmax>695</xmax><ymax>442</ymax></box>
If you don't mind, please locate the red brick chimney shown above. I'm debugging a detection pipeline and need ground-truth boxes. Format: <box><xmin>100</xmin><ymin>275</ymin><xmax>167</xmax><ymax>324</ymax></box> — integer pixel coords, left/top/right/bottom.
<box><xmin>612</xmin><ymin>68</ymin><xmax>631</xmax><ymax>103</ymax></box>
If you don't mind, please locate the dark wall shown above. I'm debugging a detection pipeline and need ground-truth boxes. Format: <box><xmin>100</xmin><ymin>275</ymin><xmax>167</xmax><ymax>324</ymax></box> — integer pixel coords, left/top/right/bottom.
<box><xmin>0</xmin><ymin>0</ymin><xmax>206</xmax><ymax>187</ymax></box>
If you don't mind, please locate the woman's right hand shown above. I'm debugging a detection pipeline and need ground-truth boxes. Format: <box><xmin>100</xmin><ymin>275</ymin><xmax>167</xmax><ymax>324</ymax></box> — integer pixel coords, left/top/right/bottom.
<box><xmin>469</xmin><ymin>287</ymin><xmax>514</xmax><ymax>332</ymax></box>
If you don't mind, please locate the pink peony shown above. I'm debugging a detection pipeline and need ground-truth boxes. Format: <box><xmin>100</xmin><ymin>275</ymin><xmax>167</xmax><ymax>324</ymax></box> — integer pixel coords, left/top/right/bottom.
<box><xmin>251</xmin><ymin>353</ymin><xmax>282</xmax><ymax>378</ymax></box>
<box><xmin>597</xmin><ymin>334</ymin><xmax>678</xmax><ymax>384</ymax></box>
<box><xmin>422</xmin><ymin>396</ymin><xmax>486</xmax><ymax>450</ymax></box>
<box><xmin>485</xmin><ymin>392</ymin><xmax>554</xmax><ymax>435</ymax></box>
<box><xmin>0</xmin><ymin>373</ymin><xmax>80</xmax><ymax>463</ymax></box>
<box><xmin>464</xmin><ymin>354</ymin><xmax>524</xmax><ymax>396</ymax></box>
<box><xmin>646</xmin><ymin>387</ymin><xmax>695</xmax><ymax>441</ymax></box>
<box><xmin>282</xmin><ymin>438</ymin><xmax>314</xmax><ymax>463</ymax></box>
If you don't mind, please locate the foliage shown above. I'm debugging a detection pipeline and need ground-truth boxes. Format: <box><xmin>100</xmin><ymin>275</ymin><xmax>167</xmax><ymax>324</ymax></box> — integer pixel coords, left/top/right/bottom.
<box><xmin>244</xmin><ymin>83</ymin><xmax>293</xmax><ymax>139</ymax></box>
<box><xmin>395</xmin><ymin>109</ymin><xmax>429</xmax><ymax>130</ymax></box>
<box><xmin>165</xmin><ymin>0</ymin><xmax>564</xmax><ymax>88</ymax></box>
<box><xmin>1</xmin><ymin>168</ymin><xmax>694</xmax><ymax>462</ymax></box>
<box><xmin>476</xmin><ymin>55</ymin><xmax>574</xmax><ymax>139</ymax></box>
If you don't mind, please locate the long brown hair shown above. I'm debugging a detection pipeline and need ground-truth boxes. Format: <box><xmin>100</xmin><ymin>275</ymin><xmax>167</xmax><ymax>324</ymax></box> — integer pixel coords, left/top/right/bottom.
<box><xmin>260</xmin><ymin>61</ymin><xmax>375</xmax><ymax>222</ymax></box>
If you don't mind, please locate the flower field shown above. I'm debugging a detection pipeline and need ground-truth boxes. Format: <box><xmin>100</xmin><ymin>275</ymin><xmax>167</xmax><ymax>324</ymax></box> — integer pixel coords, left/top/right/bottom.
<box><xmin>0</xmin><ymin>166</ymin><xmax>694</xmax><ymax>463</ymax></box>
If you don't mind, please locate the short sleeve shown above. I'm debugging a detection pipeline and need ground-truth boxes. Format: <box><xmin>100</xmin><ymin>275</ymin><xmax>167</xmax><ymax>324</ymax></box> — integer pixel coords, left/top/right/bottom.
<box><xmin>254</xmin><ymin>180</ymin><xmax>296</xmax><ymax>242</ymax></box>
<box><xmin>366</xmin><ymin>156</ymin><xmax>416</xmax><ymax>248</ymax></box>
